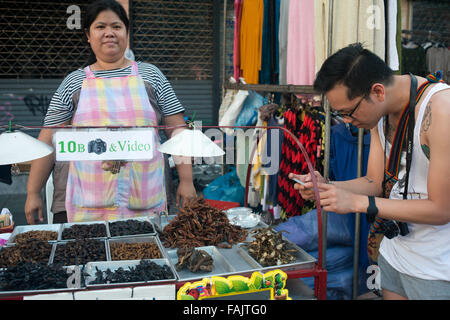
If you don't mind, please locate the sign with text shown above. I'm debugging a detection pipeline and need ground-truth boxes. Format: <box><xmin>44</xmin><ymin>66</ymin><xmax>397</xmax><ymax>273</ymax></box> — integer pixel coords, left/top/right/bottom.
<box><xmin>54</xmin><ymin>129</ymin><xmax>155</xmax><ymax>161</ymax></box>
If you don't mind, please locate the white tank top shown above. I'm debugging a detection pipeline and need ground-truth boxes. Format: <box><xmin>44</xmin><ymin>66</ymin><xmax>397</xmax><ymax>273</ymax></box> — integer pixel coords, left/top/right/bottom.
<box><xmin>377</xmin><ymin>82</ymin><xmax>450</xmax><ymax>281</ymax></box>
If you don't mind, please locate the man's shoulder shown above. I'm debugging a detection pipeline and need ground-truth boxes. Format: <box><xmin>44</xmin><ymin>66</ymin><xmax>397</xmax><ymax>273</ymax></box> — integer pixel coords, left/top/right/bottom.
<box><xmin>427</xmin><ymin>86</ymin><xmax>450</xmax><ymax>120</ymax></box>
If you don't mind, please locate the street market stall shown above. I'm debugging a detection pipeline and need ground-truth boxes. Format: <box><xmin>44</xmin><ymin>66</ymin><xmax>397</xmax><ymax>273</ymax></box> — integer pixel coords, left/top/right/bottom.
<box><xmin>0</xmin><ymin>198</ymin><xmax>321</xmax><ymax>300</ymax></box>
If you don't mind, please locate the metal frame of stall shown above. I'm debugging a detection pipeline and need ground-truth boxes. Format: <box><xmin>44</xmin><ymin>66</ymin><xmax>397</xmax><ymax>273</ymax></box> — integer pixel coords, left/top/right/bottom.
<box><xmin>220</xmin><ymin>0</ymin><xmax>369</xmax><ymax>300</ymax></box>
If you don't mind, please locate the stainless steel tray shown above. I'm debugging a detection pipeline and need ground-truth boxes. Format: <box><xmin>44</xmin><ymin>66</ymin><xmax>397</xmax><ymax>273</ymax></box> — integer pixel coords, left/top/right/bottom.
<box><xmin>216</xmin><ymin>246</ymin><xmax>263</xmax><ymax>273</ymax></box>
<box><xmin>107</xmin><ymin>236</ymin><xmax>165</xmax><ymax>261</ymax></box>
<box><xmin>107</xmin><ymin>217</ymin><xmax>157</xmax><ymax>238</ymax></box>
<box><xmin>238</xmin><ymin>236</ymin><xmax>316</xmax><ymax>272</ymax></box>
<box><xmin>60</xmin><ymin>221</ymin><xmax>110</xmax><ymax>240</ymax></box>
<box><xmin>0</xmin><ymin>266</ymin><xmax>83</xmax><ymax>297</ymax></box>
<box><xmin>0</xmin><ymin>243</ymin><xmax>53</xmax><ymax>267</ymax></box>
<box><xmin>6</xmin><ymin>224</ymin><xmax>61</xmax><ymax>245</ymax></box>
<box><xmin>167</xmin><ymin>246</ymin><xmax>236</xmax><ymax>281</ymax></box>
<box><xmin>83</xmin><ymin>259</ymin><xmax>176</xmax><ymax>288</ymax></box>
<box><xmin>50</xmin><ymin>239</ymin><xmax>109</xmax><ymax>266</ymax></box>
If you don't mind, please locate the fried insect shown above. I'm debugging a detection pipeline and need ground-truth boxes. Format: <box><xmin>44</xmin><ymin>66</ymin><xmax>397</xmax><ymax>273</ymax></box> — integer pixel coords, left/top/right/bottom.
<box><xmin>14</xmin><ymin>231</ymin><xmax>58</xmax><ymax>244</ymax></box>
<box><xmin>162</xmin><ymin>197</ymin><xmax>248</xmax><ymax>249</ymax></box>
<box><xmin>110</xmin><ymin>242</ymin><xmax>162</xmax><ymax>260</ymax></box>
<box><xmin>243</xmin><ymin>228</ymin><xmax>297</xmax><ymax>267</ymax></box>
<box><xmin>175</xmin><ymin>247</ymin><xmax>214</xmax><ymax>273</ymax></box>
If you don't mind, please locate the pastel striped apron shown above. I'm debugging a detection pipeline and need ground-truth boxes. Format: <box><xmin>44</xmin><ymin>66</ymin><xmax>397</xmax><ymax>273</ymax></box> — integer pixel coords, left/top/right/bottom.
<box><xmin>65</xmin><ymin>61</ymin><xmax>167</xmax><ymax>222</ymax></box>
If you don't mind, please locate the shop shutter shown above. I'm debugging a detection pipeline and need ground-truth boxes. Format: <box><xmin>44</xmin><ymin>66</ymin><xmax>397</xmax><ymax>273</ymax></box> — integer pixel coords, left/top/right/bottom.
<box><xmin>131</xmin><ymin>0</ymin><xmax>216</xmax><ymax>125</ymax></box>
<box><xmin>0</xmin><ymin>0</ymin><xmax>219</xmax><ymax>130</ymax></box>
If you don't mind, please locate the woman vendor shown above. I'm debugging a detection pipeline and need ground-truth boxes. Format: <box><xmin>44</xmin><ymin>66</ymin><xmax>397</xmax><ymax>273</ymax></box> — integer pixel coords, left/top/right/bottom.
<box><xmin>24</xmin><ymin>0</ymin><xmax>196</xmax><ymax>224</ymax></box>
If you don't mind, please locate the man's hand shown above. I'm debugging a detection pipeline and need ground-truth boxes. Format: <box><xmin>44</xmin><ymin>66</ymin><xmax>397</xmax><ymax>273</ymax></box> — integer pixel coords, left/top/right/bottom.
<box><xmin>317</xmin><ymin>182</ymin><xmax>367</xmax><ymax>214</ymax></box>
<box><xmin>289</xmin><ymin>171</ymin><xmax>328</xmax><ymax>201</ymax></box>
<box><xmin>176</xmin><ymin>180</ymin><xmax>197</xmax><ymax>207</ymax></box>
<box><xmin>24</xmin><ymin>193</ymin><xmax>44</xmax><ymax>224</ymax></box>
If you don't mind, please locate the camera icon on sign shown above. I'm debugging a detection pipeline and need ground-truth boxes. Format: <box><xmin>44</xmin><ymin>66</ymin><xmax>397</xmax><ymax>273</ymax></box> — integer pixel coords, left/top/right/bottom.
<box><xmin>88</xmin><ymin>139</ymin><xmax>107</xmax><ymax>155</ymax></box>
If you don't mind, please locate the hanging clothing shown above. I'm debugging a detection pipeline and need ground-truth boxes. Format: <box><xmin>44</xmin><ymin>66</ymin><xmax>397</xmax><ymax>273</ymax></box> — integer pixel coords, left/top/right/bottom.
<box><xmin>259</xmin><ymin>0</ymin><xmax>280</xmax><ymax>84</ymax></box>
<box><xmin>315</xmin><ymin>0</ymin><xmax>386</xmax><ymax>70</ymax></box>
<box><xmin>251</xmin><ymin>120</ymin><xmax>269</xmax><ymax>192</ymax></box>
<box><xmin>358</xmin><ymin>0</ymin><xmax>385</xmax><ymax>62</ymax></box>
<box><xmin>65</xmin><ymin>61</ymin><xmax>166</xmax><ymax>222</ymax></box>
<box><xmin>240</xmin><ymin>0</ymin><xmax>264</xmax><ymax>84</ymax></box>
<box><xmin>277</xmin><ymin>107</ymin><xmax>323</xmax><ymax>219</ymax></box>
<box><xmin>233</xmin><ymin>0</ymin><xmax>244</xmax><ymax>81</ymax></box>
<box><xmin>330</xmin><ymin>123</ymin><xmax>371</xmax><ymax>269</ymax></box>
<box><xmin>219</xmin><ymin>89</ymin><xmax>249</xmax><ymax>136</ymax></box>
<box><xmin>286</xmin><ymin>0</ymin><xmax>315</xmax><ymax>86</ymax></box>
<box><xmin>263</xmin><ymin>115</ymin><xmax>284</xmax><ymax>206</ymax></box>
<box><xmin>278</xmin><ymin>0</ymin><xmax>290</xmax><ymax>85</ymax></box>
<box><xmin>218</xmin><ymin>88</ymin><xmax>239</xmax><ymax>124</ymax></box>
<box><xmin>329</xmin><ymin>124</ymin><xmax>370</xmax><ymax>182</ymax></box>
<box><xmin>387</xmin><ymin>0</ymin><xmax>400</xmax><ymax>71</ymax></box>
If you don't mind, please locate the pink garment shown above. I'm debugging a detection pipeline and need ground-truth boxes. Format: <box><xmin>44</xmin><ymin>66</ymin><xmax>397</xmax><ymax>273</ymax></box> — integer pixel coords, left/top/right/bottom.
<box><xmin>286</xmin><ymin>0</ymin><xmax>315</xmax><ymax>86</ymax></box>
<box><xmin>233</xmin><ymin>0</ymin><xmax>243</xmax><ymax>80</ymax></box>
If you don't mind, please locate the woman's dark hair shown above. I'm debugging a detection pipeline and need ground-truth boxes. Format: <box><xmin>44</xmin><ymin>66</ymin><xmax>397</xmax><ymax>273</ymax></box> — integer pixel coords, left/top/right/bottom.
<box><xmin>83</xmin><ymin>0</ymin><xmax>129</xmax><ymax>66</ymax></box>
<box><xmin>313</xmin><ymin>43</ymin><xmax>394</xmax><ymax>100</ymax></box>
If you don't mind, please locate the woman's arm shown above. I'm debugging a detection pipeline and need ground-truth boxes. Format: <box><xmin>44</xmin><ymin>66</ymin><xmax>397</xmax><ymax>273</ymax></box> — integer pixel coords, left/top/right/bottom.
<box><xmin>163</xmin><ymin>113</ymin><xmax>197</xmax><ymax>206</ymax></box>
<box><xmin>24</xmin><ymin>128</ymin><xmax>56</xmax><ymax>224</ymax></box>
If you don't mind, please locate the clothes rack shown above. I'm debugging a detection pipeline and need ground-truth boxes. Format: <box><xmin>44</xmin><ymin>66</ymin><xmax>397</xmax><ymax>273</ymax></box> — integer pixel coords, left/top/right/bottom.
<box><xmin>220</xmin><ymin>0</ymin><xmax>337</xmax><ymax>300</ymax></box>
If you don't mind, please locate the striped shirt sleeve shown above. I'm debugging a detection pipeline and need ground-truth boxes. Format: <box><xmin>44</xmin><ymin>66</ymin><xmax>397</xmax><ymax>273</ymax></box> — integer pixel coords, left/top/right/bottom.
<box><xmin>43</xmin><ymin>61</ymin><xmax>185</xmax><ymax>126</ymax></box>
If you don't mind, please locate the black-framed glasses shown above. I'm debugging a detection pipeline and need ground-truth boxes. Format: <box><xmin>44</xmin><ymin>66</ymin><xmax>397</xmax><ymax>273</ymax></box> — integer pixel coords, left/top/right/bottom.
<box><xmin>331</xmin><ymin>95</ymin><xmax>366</xmax><ymax>119</ymax></box>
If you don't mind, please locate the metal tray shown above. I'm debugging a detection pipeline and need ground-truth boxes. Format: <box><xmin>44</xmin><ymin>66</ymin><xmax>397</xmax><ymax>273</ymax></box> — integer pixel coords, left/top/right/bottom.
<box><xmin>167</xmin><ymin>246</ymin><xmax>236</xmax><ymax>281</ymax></box>
<box><xmin>6</xmin><ymin>224</ymin><xmax>61</xmax><ymax>245</ymax></box>
<box><xmin>238</xmin><ymin>236</ymin><xmax>316</xmax><ymax>272</ymax></box>
<box><xmin>83</xmin><ymin>259</ymin><xmax>176</xmax><ymax>289</ymax></box>
<box><xmin>60</xmin><ymin>221</ymin><xmax>110</xmax><ymax>240</ymax></box>
<box><xmin>215</xmin><ymin>245</ymin><xmax>263</xmax><ymax>273</ymax></box>
<box><xmin>0</xmin><ymin>266</ymin><xmax>84</xmax><ymax>297</ymax></box>
<box><xmin>107</xmin><ymin>217</ymin><xmax>156</xmax><ymax>238</ymax></box>
<box><xmin>107</xmin><ymin>236</ymin><xmax>165</xmax><ymax>261</ymax></box>
<box><xmin>50</xmin><ymin>239</ymin><xmax>109</xmax><ymax>266</ymax></box>
<box><xmin>0</xmin><ymin>243</ymin><xmax>53</xmax><ymax>268</ymax></box>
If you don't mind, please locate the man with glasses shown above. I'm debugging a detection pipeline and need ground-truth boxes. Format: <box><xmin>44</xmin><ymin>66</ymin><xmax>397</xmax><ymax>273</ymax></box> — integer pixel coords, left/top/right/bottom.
<box><xmin>290</xmin><ymin>43</ymin><xmax>450</xmax><ymax>300</ymax></box>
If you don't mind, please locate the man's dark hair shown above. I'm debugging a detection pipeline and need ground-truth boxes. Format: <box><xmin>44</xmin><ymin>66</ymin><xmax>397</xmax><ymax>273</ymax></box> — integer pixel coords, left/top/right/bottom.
<box><xmin>313</xmin><ymin>43</ymin><xmax>394</xmax><ymax>100</ymax></box>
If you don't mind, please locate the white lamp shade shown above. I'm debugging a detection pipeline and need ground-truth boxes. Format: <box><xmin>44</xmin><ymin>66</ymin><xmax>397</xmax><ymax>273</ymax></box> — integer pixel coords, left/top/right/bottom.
<box><xmin>0</xmin><ymin>131</ymin><xmax>54</xmax><ymax>165</ymax></box>
<box><xmin>158</xmin><ymin>129</ymin><xmax>225</xmax><ymax>157</ymax></box>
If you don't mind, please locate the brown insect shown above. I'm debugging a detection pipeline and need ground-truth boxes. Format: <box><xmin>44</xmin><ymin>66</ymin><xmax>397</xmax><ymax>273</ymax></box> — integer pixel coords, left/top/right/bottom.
<box><xmin>162</xmin><ymin>197</ymin><xmax>248</xmax><ymax>249</ymax></box>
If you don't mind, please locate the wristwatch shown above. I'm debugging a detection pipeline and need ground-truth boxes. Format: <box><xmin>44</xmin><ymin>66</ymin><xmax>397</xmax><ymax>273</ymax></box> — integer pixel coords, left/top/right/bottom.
<box><xmin>366</xmin><ymin>196</ymin><xmax>378</xmax><ymax>223</ymax></box>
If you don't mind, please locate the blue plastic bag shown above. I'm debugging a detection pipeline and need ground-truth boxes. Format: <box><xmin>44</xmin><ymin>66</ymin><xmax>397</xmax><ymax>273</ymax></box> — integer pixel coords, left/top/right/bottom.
<box><xmin>234</xmin><ymin>91</ymin><xmax>265</xmax><ymax>127</ymax></box>
<box><xmin>274</xmin><ymin>209</ymin><xmax>353</xmax><ymax>251</ymax></box>
<box><xmin>203</xmin><ymin>168</ymin><xmax>245</xmax><ymax>206</ymax></box>
<box><xmin>307</xmin><ymin>247</ymin><xmax>354</xmax><ymax>273</ymax></box>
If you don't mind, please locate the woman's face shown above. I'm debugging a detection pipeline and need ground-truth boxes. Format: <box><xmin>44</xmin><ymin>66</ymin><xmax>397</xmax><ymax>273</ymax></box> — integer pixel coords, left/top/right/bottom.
<box><xmin>86</xmin><ymin>10</ymin><xmax>128</xmax><ymax>64</ymax></box>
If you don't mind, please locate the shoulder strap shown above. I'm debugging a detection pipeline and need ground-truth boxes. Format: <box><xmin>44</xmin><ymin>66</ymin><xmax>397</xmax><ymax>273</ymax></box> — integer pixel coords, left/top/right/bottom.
<box><xmin>83</xmin><ymin>66</ymin><xmax>96</xmax><ymax>79</ymax></box>
<box><xmin>130</xmin><ymin>61</ymin><xmax>139</xmax><ymax>76</ymax></box>
<box><xmin>402</xmin><ymin>73</ymin><xmax>418</xmax><ymax>200</ymax></box>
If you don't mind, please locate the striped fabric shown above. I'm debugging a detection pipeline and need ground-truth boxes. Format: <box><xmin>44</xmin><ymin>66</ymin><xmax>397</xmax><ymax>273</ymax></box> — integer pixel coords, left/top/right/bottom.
<box><xmin>65</xmin><ymin>61</ymin><xmax>167</xmax><ymax>222</ymax></box>
<box><xmin>44</xmin><ymin>61</ymin><xmax>184</xmax><ymax>126</ymax></box>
